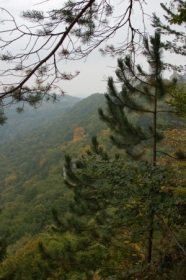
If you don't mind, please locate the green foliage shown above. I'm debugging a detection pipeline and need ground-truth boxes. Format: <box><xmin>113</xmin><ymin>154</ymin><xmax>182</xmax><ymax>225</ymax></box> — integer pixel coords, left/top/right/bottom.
<box><xmin>0</xmin><ymin>235</ymin><xmax>8</xmax><ymax>264</ymax></box>
<box><xmin>167</xmin><ymin>85</ymin><xmax>186</xmax><ymax>117</ymax></box>
<box><xmin>152</xmin><ymin>1</ymin><xmax>186</xmax><ymax>66</ymax></box>
<box><xmin>0</xmin><ymin>110</ymin><xmax>7</xmax><ymax>126</ymax></box>
<box><xmin>0</xmin><ymin>94</ymin><xmax>107</xmax><ymax>243</ymax></box>
<box><xmin>98</xmin><ymin>31</ymin><xmax>174</xmax><ymax>163</ymax></box>
<box><xmin>0</xmin><ymin>89</ymin><xmax>185</xmax><ymax>279</ymax></box>
<box><xmin>166</xmin><ymin>0</ymin><xmax>186</xmax><ymax>25</ymax></box>
<box><xmin>0</xmin><ymin>237</ymin><xmax>47</xmax><ymax>280</ymax></box>
<box><xmin>42</xmin><ymin>138</ymin><xmax>186</xmax><ymax>279</ymax></box>
<box><xmin>21</xmin><ymin>10</ymin><xmax>44</xmax><ymax>23</ymax></box>
<box><xmin>171</xmin><ymin>8</ymin><xmax>186</xmax><ymax>25</ymax></box>
<box><xmin>0</xmin><ymin>95</ymin><xmax>80</xmax><ymax>142</ymax></box>
<box><xmin>38</xmin><ymin>31</ymin><xmax>186</xmax><ymax>279</ymax></box>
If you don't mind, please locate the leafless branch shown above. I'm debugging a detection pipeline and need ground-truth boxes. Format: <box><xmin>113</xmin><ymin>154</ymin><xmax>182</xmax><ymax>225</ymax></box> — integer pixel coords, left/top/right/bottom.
<box><xmin>0</xmin><ymin>0</ymin><xmax>147</xmax><ymax>123</ymax></box>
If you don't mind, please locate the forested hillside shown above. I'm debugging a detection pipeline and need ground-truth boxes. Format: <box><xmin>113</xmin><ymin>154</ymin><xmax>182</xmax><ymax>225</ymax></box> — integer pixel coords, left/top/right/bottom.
<box><xmin>1</xmin><ymin>0</ymin><xmax>186</xmax><ymax>279</ymax></box>
<box><xmin>0</xmin><ymin>95</ymin><xmax>80</xmax><ymax>143</ymax></box>
<box><xmin>0</xmin><ymin>88</ymin><xmax>186</xmax><ymax>279</ymax></box>
<box><xmin>0</xmin><ymin>93</ymin><xmax>107</xmax><ymax>244</ymax></box>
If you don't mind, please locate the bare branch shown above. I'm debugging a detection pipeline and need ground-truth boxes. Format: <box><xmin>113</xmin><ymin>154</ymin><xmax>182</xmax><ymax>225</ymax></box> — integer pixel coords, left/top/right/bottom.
<box><xmin>0</xmin><ymin>0</ymin><xmax>147</xmax><ymax>123</ymax></box>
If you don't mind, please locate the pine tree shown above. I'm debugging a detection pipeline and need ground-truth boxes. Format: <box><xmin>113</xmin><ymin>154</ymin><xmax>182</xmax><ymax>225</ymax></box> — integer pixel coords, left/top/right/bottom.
<box><xmin>99</xmin><ymin>30</ymin><xmax>175</xmax><ymax>165</ymax></box>
<box><xmin>40</xmin><ymin>31</ymin><xmax>186</xmax><ymax>279</ymax></box>
<box><xmin>152</xmin><ymin>1</ymin><xmax>186</xmax><ymax>117</ymax></box>
<box><xmin>0</xmin><ymin>0</ymin><xmax>146</xmax><ymax>124</ymax></box>
<box><xmin>43</xmin><ymin>140</ymin><xmax>184</xmax><ymax>279</ymax></box>
<box><xmin>98</xmin><ymin>30</ymin><xmax>176</xmax><ymax>263</ymax></box>
<box><xmin>152</xmin><ymin>0</ymin><xmax>186</xmax><ymax>62</ymax></box>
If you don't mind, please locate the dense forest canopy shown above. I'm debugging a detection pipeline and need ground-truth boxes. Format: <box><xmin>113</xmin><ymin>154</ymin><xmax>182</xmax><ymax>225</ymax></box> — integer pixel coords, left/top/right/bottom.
<box><xmin>1</xmin><ymin>0</ymin><xmax>186</xmax><ymax>279</ymax></box>
<box><xmin>0</xmin><ymin>95</ymin><xmax>80</xmax><ymax>143</ymax></box>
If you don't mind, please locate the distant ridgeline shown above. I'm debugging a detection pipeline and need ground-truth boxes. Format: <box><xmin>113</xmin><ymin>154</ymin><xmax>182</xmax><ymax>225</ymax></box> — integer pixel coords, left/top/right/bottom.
<box><xmin>0</xmin><ymin>95</ymin><xmax>81</xmax><ymax>143</ymax></box>
<box><xmin>0</xmin><ymin>93</ymin><xmax>107</xmax><ymax>243</ymax></box>
<box><xmin>0</xmin><ymin>91</ymin><xmax>184</xmax><ymax>246</ymax></box>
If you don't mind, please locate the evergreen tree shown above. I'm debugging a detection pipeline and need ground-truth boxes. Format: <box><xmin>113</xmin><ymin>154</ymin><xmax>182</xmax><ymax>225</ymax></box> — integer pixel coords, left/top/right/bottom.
<box><xmin>0</xmin><ymin>0</ymin><xmax>146</xmax><ymax>124</ymax></box>
<box><xmin>152</xmin><ymin>0</ymin><xmax>186</xmax><ymax>70</ymax></box>
<box><xmin>41</xmin><ymin>141</ymin><xmax>186</xmax><ymax>279</ymax></box>
<box><xmin>98</xmin><ymin>30</ymin><xmax>175</xmax><ymax>165</ymax></box>
<box><xmin>152</xmin><ymin>0</ymin><xmax>186</xmax><ymax>117</ymax></box>
<box><xmin>40</xmin><ymin>31</ymin><xmax>186</xmax><ymax>279</ymax></box>
<box><xmin>98</xmin><ymin>30</ymin><xmax>176</xmax><ymax>264</ymax></box>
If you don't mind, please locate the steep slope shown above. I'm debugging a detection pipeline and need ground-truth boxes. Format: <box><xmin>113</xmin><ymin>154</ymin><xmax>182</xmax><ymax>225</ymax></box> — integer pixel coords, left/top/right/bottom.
<box><xmin>0</xmin><ymin>92</ymin><xmax>181</xmax><ymax>245</ymax></box>
<box><xmin>0</xmin><ymin>95</ymin><xmax>80</xmax><ymax>143</ymax></box>
<box><xmin>0</xmin><ymin>93</ymin><xmax>106</xmax><ymax>243</ymax></box>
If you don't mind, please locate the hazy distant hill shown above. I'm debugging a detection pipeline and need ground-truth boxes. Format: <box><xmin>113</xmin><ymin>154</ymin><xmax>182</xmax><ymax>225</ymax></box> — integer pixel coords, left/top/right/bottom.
<box><xmin>0</xmin><ymin>92</ymin><xmax>183</xmax><ymax>246</ymax></box>
<box><xmin>0</xmin><ymin>94</ymin><xmax>81</xmax><ymax>143</ymax></box>
<box><xmin>0</xmin><ymin>93</ymin><xmax>107</xmax><ymax>243</ymax></box>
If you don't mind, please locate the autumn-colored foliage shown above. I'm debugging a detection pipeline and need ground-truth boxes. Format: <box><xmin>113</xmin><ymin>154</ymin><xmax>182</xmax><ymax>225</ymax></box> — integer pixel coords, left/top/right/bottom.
<box><xmin>158</xmin><ymin>128</ymin><xmax>186</xmax><ymax>168</ymax></box>
<box><xmin>40</xmin><ymin>158</ymin><xmax>46</xmax><ymax>166</ymax></box>
<box><xmin>73</xmin><ymin>126</ymin><xmax>85</xmax><ymax>141</ymax></box>
<box><xmin>0</xmin><ymin>238</ymin><xmax>44</xmax><ymax>280</ymax></box>
<box><xmin>82</xmin><ymin>144</ymin><xmax>91</xmax><ymax>154</ymax></box>
<box><xmin>102</xmin><ymin>128</ymin><xmax>110</xmax><ymax>137</ymax></box>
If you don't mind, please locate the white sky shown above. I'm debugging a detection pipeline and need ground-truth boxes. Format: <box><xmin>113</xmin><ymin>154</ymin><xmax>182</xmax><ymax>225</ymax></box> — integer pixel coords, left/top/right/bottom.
<box><xmin>0</xmin><ymin>0</ymin><xmax>184</xmax><ymax>98</ymax></box>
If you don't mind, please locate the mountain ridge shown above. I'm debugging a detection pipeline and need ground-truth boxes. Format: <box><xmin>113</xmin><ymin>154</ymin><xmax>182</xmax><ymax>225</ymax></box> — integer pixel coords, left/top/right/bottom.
<box><xmin>0</xmin><ymin>94</ymin><xmax>81</xmax><ymax>143</ymax></box>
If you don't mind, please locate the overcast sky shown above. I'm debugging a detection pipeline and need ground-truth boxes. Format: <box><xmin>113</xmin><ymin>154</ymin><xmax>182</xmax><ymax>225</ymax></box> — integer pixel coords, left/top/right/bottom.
<box><xmin>0</xmin><ymin>0</ymin><xmax>183</xmax><ymax>98</ymax></box>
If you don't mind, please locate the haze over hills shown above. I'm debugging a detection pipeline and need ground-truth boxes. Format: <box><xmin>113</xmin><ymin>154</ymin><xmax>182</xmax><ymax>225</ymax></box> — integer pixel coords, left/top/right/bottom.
<box><xmin>0</xmin><ymin>94</ymin><xmax>81</xmax><ymax>143</ymax></box>
<box><xmin>0</xmin><ymin>88</ymin><xmax>185</xmax><ymax>279</ymax></box>
<box><xmin>0</xmin><ymin>91</ymin><xmax>184</xmax><ymax>243</ymax></box>
<box><xmin>0</xmin><ymin>93</ymin><xmax>107</xmax><ymax>244</ymax></box>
